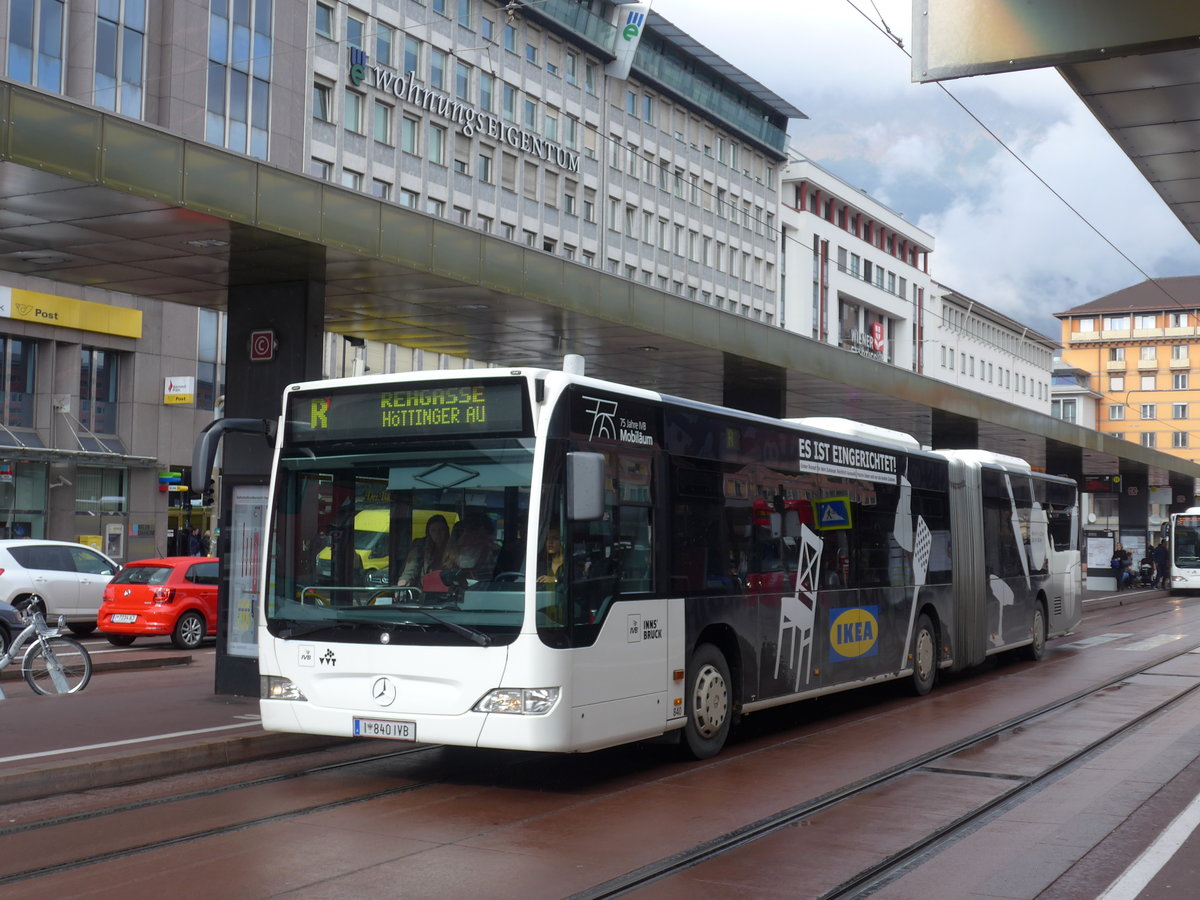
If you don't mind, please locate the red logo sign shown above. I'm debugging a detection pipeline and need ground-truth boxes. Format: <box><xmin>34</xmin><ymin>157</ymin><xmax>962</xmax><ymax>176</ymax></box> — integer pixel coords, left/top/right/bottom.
<box><xmin>870</xmin><ymin>322</ymin><xmax>885</xmax><ymax>353</ymax></box>
<box><xmin>250</xmin><ymin>330</ymin><xmax>276</xmax><ymax>361</ymax></box>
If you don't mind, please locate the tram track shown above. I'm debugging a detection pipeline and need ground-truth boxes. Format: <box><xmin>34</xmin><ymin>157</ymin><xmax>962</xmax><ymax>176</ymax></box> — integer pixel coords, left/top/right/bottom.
<box><xmin>0</xmin><ymin>743</ymin><xmax>449</xmax><ymax>886</ymax></box>
<box><xmin>568</xmin><ymin>638</ymin><xmax>1200</xmax><ymax>899</ymax></box>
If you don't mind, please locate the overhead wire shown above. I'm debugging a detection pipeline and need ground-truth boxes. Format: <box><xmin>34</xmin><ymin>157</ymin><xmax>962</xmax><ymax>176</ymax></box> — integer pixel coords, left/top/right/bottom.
<box><xmin>842</xmin><ymin>0</ymin><xmax>1200</xmax><ymax>450</ymax></box>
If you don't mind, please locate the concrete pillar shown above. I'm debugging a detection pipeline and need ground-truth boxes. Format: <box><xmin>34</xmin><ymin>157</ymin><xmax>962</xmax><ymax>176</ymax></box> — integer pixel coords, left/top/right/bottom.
<box><xmin>1117</xmin><ymin>466</ymin><xmax>1149</xmax><ymax>558</ymax></box>
<box><xmin>722</xmin><ymin>353</ymin><xmax>785</xmax><ymax>418</ymax></box>
<box><xmin>214</xmin><ymin>246</ymin><xmax>325</xmax><ymax>696</ymax></box>
<box><xmin>930</xmin><ymin>408</ymin><xmax>979</xmax><ymax>450</ymax></box>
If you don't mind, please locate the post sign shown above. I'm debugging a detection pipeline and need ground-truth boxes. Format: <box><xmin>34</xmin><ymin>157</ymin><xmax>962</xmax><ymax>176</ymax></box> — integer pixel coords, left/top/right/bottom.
<box><xmin>164</xmin><ymin>376</ymin><xmax>194</xmax><ymax>405</ymax></box>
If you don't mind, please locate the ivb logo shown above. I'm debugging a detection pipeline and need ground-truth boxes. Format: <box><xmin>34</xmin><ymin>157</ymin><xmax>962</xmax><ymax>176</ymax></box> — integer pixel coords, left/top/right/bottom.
<box><xmin>623</xmin><ymin>10</ymin><xmax>645</xmax><ymax>42</ymax></box>
<box><xmin>349</xmin><ymin>47</ymin><xmax>368</xmax><ymax>86</ymax></box>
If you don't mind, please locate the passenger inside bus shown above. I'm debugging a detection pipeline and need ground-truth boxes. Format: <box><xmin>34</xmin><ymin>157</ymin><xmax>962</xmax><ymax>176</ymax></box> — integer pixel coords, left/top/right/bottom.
<box><xmin>448</xmin><ymin>510</ymin><xmax>501</xmax><ymax>582</ymax></box>
<box><xmin>538</xmin><ymin>527</ymin><xmax>564</xmax><ymax>585</ymax></box>
<box><xmin>398</xmin><ymin>514</ymin><xmax>451</xmax><ymax>587</ymax></box>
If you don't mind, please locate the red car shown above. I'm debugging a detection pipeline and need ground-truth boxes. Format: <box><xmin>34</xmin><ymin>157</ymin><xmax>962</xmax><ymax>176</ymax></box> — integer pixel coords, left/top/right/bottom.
<box><xmin>98</xmin><ymin>557</ymin><xmax>220</xmax><ymax>650</ymax></box>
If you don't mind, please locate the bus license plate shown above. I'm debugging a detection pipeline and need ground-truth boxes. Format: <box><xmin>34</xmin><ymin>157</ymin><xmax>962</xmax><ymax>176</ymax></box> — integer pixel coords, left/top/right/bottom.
<box><xmin>353</xmin><ymin>717</ymin><xmax>416</xmax><ymax>741</ymax></box>
<box><xmin>110</xmin><ymin>614</ymin><xmax>138</xmax><ymax>624</ymax></box>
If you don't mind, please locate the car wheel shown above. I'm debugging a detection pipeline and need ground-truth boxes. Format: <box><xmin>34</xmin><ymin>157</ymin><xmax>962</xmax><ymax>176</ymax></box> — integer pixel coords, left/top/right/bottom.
<box><xmin>106</xmin><ymin>634</ymin><xmax>136</xmax><ymax>647</ymax></box>
<box><xmin>172</xmin><ymin>610</ymin><xmax>206</xmax><ymax>650</ymax></box>
<box><xmin>68</xmin><ymin>622</ymin><xmax>97</xmax><ymax>637</ymax></box>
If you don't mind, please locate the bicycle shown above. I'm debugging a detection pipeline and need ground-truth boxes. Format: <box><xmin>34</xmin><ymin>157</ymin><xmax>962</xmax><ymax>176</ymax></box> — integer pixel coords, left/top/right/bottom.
<box><xmin>0</xmin><ymin>594</ymin><xmax>93</xmax><ymax>698</ymax></box>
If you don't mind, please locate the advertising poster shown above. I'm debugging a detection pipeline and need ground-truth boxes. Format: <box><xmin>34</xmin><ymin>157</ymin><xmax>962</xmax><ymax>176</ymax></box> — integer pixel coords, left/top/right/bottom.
<box><xmin>228</xmin><ymin>485</ymin><xmax>268</xmax><ymax>658</ymax></box>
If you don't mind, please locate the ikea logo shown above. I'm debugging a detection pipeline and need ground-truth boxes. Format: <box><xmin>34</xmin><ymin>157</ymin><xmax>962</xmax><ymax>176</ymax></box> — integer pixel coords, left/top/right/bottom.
<box><xmin>829</xmin><ymin>606</ymin><xmax>879</xmax><ymax>661</ymax></box>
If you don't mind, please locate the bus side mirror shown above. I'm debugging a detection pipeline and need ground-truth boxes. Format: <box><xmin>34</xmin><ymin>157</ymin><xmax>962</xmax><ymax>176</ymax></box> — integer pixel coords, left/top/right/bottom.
<box><xmin>567</xmin><ymin>452</ymin><xmax>605</xmax><ymax>521</ymax></box>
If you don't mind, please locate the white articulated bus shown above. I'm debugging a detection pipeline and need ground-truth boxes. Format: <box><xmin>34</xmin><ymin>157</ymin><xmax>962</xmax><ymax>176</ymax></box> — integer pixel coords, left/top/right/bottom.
<box><xmin>195</xmin><ymin>357</ymin><xmax>1081</xmax><ymax>758</ymax></box>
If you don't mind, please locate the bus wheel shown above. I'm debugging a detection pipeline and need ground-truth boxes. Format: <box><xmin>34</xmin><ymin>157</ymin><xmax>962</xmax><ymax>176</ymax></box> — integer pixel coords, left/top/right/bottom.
<box><xmin>1023</xmin><ymin>602</ymin><xmax>1047</xmax><ymax>662</ymax></box>
<box><xmin>910</xmin><ymin>614</ymin><xmax>936</xmax><ymax>696</ymax></box>
<box><xmin>684</xmin><ymin>643</ymin><xmax>732</xmax><ymax>759</ymax></box>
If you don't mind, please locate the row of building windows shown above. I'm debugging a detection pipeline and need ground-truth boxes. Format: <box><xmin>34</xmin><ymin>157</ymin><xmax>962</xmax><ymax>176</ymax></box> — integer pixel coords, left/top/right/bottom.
<box><xmin>0</xmin><ymin>309</ymin><xmax>225</xmax><ymax>432</ymax></box>
<box><xmin>1109</xmin><ymin>432</ymin><xmax>1192</xmax><ymax>449</ymax></box>
<box><xmin>9</xmin><ymin>0</ymin><xmax>151</xmax><ymax>120</ymax></box>
<box><xmin>939</xmin><ymin>346</ymin><xmax>1048</xmax><ymax>400</ymax></box>
<box><xmin>834</xmin><ymin>248</ymin><xmax>910</xmax><ymax>301</ymax></box>
<box><xmin>317</xmin><ymin>0</ymin><xmax>601</xmax><ymax>96</ymax></box>
<box><xmin>1076</xmin><ymin>312</ymin><xmax>1198</xmax><ymax>332</ymax></box>
<box><xmin>1108</xmin><ymin>373</ymin><xmax>1191</xmax><ymax>392</ymax></box>
<box><xmin>608</xmin><ymin>138</ymin><xmax>775</xmax><ymax>239</ymax></box>
<box><xmin>609</xmin><ymin>200</ymin><xmax>770</xmax><ymax>283</ymax></box>
<box><xmin>1106</xmin><ymin>345</ymin><xmax>1192</xmax><ymax>363</ymax></box>
<box><xmin>943</xmin><ymin>305</ymin><xmax>1052</xmax><ymax>369</ymax></box>
<box><xmin>794</xmin><ymin>183</ymin><xmax>927</xmax><ymax>271</ymax></box>
<box><xmin>1108</xmin><ymin>402</ymin><xmax>1190</xmax><ymax>421</ymax></box>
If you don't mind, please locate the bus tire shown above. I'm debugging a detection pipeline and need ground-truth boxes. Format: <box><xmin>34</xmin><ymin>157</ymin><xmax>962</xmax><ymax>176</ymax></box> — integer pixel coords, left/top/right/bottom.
<box><xmin>1023</xmin><ymin>601</ymin><xmax>1047</xmax><ymax>662</ymax></box>
<box><xmin>909</xmin><ymin>613</ymin><xmax>937</xmax><ymax>696</ymax></box>
<box><xmin>684</xmin><ymin>643</ymin><xmax>732</xmax><ymax>759</ymax></box>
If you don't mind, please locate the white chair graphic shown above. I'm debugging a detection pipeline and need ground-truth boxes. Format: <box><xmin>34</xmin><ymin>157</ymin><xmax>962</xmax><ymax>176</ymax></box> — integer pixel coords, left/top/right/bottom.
<box><xmin>776</xmin><ymin>524</ymin><xmax>821</xmax><ymax>692</ymax></box>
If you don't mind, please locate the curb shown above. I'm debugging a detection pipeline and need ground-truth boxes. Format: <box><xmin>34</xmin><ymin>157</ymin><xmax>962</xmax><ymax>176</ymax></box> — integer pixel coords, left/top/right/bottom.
<box><xmin>0</xmin><ymin>731</ymin><xmax>350</xmax><ymax>804</ymax></box>
<box><xmin>0</xmin><ymin>652</ymin><xmax>192</xmax><ymax>681</ymax></box>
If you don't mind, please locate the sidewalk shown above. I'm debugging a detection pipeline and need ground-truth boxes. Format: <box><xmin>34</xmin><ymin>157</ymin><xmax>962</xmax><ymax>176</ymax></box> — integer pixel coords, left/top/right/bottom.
<box><xmin>0</xmin><ymin>647</ymin><xmax>345</xmax><ymax>804</ymax></box>
<box><xmin>0</xmin><ymin>584</ymin><xmax>1169</xmax><ymax>804</ymax></box>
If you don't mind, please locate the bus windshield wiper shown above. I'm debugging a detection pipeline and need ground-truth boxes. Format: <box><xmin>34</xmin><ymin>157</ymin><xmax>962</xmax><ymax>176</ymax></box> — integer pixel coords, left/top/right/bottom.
<box><xmin>278</xmin><ymin>621</ymin><xmax>356</xmax><ymax>640</ymax></box>
<box><xmin>391</xmin><ymin>606</ymin><xmax>492</xmax><ymax>647</ymax></box>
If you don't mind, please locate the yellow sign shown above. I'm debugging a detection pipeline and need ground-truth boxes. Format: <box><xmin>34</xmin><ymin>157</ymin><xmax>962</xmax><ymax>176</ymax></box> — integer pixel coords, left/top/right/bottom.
<box><xmin>0</xmin><ymin>287</ymin><xmax>142</xmax><ymax>338</ymax></box>
<box><xmin>77</xmin><ymin>534</ymin><xmax>102</xmax><ymax>550</ymax></box>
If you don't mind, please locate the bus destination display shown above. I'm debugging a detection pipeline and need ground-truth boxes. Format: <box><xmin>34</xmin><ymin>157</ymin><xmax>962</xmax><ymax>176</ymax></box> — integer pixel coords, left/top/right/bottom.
<box><xmin>287</xmin><ymin>381</ymin><xmax>527</xmax><ymax>442</ymax></box>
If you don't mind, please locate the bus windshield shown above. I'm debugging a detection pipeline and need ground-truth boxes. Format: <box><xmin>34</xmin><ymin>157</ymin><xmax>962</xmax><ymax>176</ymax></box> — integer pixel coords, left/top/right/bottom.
<box><xmin>1173</xmin><ymin>515</ymin><xmax>1200</xmax><ymax>567</ymax></box>
<box><xmin>265</xmin><ymin>439</ymin><xmax>534</xmax><ymax>646</ymax></box>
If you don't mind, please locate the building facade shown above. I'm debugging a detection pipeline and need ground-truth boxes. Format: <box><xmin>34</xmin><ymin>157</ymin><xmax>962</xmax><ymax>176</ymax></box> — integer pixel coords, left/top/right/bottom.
<box><xmin>0</xmin><ymin>275</ymin><xmax>225</xmax><ymax>559</ymax></box>
<box><xmin>926</xmin><ymin>286</ymin><xmax>1057</xmax><ymax>414</ymax></box>
<box><xmin>1057</xmin><ymin>276</ymin><xmax>1200</xmax><ymax>466</ymax></box>
<box><xmin>302</xmin><ymin>1</ymin><xmax>798</xmax><ymax>321</ymax></box>
<box><xmin>779</xmin><ymin>153</ymin><xmax>1056</xmax><ymax>411</ymax></box>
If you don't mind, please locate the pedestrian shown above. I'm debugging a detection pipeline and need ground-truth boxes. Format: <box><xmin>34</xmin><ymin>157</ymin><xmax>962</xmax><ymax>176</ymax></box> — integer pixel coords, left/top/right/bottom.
<box><xmin>1153</xmin><ymin>540</ymin><xmax>1170</xmax><ymax>589</ymax></box>
<box><xmin>188</xmin><ymin>527</ymin><xmax>202</xmax><ymax>556</ymax></box>
<box><xmin>1111</xmin><ymin>544</ymin><xmax>1132</xmax><ymax>590</ymax></box>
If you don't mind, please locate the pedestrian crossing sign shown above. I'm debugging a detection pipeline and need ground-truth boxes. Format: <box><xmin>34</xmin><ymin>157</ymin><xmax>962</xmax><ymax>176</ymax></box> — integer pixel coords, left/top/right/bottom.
<box><xmin>813</xmin><ymin>497</ymin><xmax>853</xmax><ymax>531</ymax></box>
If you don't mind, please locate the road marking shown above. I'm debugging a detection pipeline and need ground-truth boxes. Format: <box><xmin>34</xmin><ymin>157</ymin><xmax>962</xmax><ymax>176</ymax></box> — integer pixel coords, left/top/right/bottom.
<box><xmin>1097</xmin><ymin>790</ymin><xmax>1200</xmax><ymax>900</ymax></box>
<box><xmin>1116</xmin><ymin>634</ymin><xmax>1187</xmax><ymax>652</ymax></box>
<box><xmin>0</xmin><ymin>722</ymin><xmax>260</xmax><ymax>764</ymax></box>
<box><xmin>1058</xmin><ymin>633</ymin><xmax>1133</xmax><ymax>650</ymax></box>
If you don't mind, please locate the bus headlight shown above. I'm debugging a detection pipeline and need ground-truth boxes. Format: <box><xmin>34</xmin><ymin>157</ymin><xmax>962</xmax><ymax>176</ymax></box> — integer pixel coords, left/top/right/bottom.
<box><xmin>261</xmin><ymin>675</ymin><xmax>307</xmax><ymax>701</ymax></box>
<box><xmin>473</xmin><ymin>687</ymin><xmax>560</xmax><ymax>715</ymax></box>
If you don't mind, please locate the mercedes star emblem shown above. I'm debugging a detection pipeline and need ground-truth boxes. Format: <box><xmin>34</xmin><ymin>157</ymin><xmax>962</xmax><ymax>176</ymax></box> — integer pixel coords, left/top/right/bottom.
<box><xmin>372</xmin><ymin>677</ymin><xmax>397</xmax><ymax>708</ymax></box>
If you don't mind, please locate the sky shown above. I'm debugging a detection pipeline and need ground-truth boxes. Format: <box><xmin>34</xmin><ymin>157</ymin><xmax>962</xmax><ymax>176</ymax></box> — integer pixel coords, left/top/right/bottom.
<box><xmin>649</xmin><ymin>0</ymin><xmax>1200</xmax><ymax>341</ymax></box>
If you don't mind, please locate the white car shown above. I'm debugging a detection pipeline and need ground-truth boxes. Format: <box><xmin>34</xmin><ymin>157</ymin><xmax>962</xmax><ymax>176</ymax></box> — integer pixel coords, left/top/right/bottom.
<box><xmin>0</xmin><ymin>540</ymin><xmax>119</xmax><ymax>636</ymax></box>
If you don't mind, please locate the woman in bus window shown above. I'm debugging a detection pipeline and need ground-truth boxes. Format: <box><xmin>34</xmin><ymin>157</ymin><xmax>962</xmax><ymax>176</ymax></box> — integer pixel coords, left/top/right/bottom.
<box><xmin>398</xmin><ymin>515</ymin><xmax>451</xmax><ymax>586</ymax></box>
<box><xmin>538</xmin><ymin>527</ymin><xmax>565</xmax><ymax>585</ymax></box>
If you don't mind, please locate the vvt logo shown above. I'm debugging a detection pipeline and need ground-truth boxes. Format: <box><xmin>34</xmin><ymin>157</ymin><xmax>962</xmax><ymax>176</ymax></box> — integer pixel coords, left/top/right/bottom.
<box><xmin>349</xmin><ymin>47</ymin><xmax>368</xmax><ymax>86</ymax></box>
<box><xmin>623</xmin><ymin>11</ymin><xmax>645</xmax><ymax>42</ymax></box>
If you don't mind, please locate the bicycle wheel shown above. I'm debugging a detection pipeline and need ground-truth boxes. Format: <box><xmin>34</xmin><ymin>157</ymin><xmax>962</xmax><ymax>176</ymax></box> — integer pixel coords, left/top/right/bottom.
<box><xmin>22</xmin><ymin>636</ymin><xmax>92</xmax><ymax>695</ymax></box>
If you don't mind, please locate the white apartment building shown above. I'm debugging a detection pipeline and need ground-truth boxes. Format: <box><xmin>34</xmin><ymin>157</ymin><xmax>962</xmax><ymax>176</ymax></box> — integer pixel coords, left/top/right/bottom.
<box><xmin>779</xmin><ymin>153</ymin><xmax>935</xmax><ymax>368</ymax></box>
<box><xmin>780</xmin><ymin>153</ymin><xmax>1057</xmax><ymax>412</ymax></box>
<box><xmin>1050</xmin><ymin>360</ymin><xmax>1101</xmax><ymax>429</ymax></box>
<box><xmin>926</xmin><ymin>286</ymin><xmax>1058</xmax><ymax>414</ymax></box>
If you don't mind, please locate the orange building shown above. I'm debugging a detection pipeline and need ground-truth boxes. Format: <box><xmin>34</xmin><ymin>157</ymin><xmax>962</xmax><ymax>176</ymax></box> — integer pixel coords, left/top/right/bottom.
<box><xmin>1057</xmin><ymin>276</ymin><xmax>1200</xmax><ymax>467</ymax></box>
